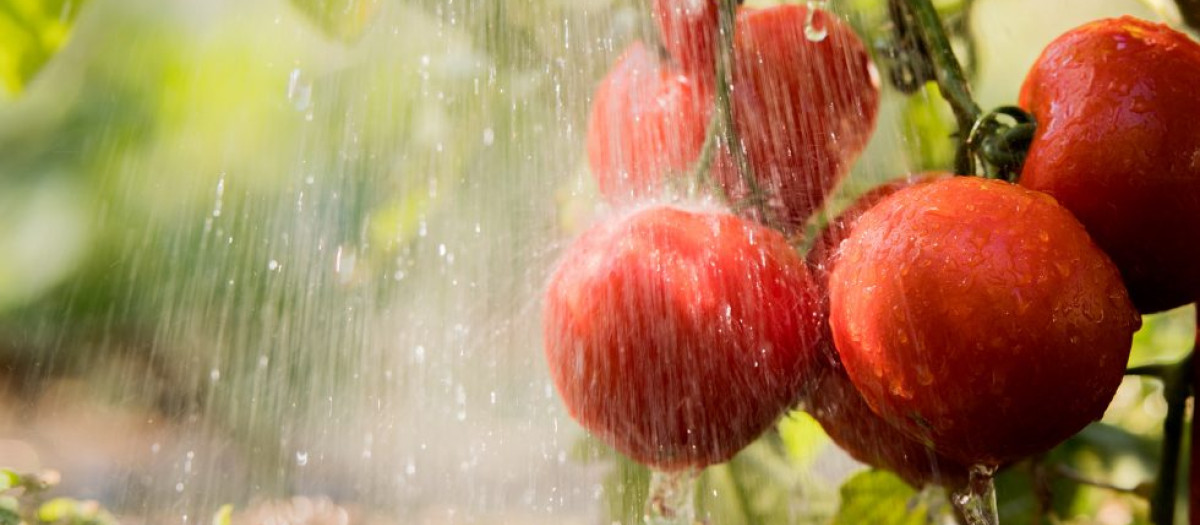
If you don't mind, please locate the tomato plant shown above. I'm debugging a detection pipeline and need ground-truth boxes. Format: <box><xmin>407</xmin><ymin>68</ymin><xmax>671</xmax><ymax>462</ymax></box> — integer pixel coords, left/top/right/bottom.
<box><xmin>542</xmin><ymin>204</ymin><xmax>822</xmax><ymax>471</ymax></box>
<box><xmin>560</xmin><ymin>0</ymin><xmax>1200</xmax><ymax>522</ymax></box>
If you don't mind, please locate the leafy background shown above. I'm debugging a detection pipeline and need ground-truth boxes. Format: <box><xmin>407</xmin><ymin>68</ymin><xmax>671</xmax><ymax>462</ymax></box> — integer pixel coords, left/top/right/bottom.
<box><xmin>0</xmin><ymin>0</ymin><xmax>1192</xmax><ymax>523</ymax></box>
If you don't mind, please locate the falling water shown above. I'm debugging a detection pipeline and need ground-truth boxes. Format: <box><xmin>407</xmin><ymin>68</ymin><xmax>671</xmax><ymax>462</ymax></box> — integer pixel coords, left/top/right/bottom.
<box><xmin>0</xmin><ymin>0</ymin><xmax>1191</xmax><ymax>524</ymax></box>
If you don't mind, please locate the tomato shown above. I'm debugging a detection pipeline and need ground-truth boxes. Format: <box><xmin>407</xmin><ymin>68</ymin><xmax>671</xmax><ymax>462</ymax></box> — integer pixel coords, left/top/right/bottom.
<box><xmin>725</xmin><ymin>4</ymin><xmax>880</xmax><ymax>229</ymax></box>
<box><xmin>586</xmin><ymin>6</ymin><xmax>879</xmax><ymax>231</ymax></box>
<box><xmin>586</xmin><ymin>42</ymin><xmax>712</xmax><ymax>203</ymax></box>
<box><xmin>804</xmin><ymin>173</ymin><xmax>965</xmax><ymax>488</ymax></box>
<box><xmin>1019</xmin><ymin>16</ymin><xmax>1200</xmax><ymax>313</ymax></box>
<box><xmin>542</xmin><ymin>204</ymin><xmax>823</xmax><ymax>470</ymax></box>
<box><xmin>807</xmin><ymin>173</ymin><xmax>948</xmax><ymax>287</ymax></box>
<box><xmin>652</xmin><ymin>0</ymin><xmax>718</xmax><ymax>74</ymax></box>
<box><xmin>805</xmin><ymin>361</ymin><xmax>968</xmax><ymax>488</ymax></box>
<box><xmin>828</xmin><ymin>177</ymin><xmax>1140</xmax><ymax>466</ymax></box>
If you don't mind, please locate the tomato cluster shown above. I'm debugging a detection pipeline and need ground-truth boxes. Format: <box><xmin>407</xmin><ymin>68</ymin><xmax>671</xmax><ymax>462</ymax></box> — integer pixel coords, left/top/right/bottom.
<box><xmin>549</xmin><ymin>2</ymin><xmax>1198</xmax><ymax>493</ymax></box>
<box><xmin>587</xmin><ymin>1</ymin><xmax>879</xmax><ymax>231</ymax></box>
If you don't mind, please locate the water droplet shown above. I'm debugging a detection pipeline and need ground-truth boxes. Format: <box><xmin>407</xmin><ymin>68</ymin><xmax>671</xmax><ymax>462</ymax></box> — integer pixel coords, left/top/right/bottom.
<box><xmin>804</xmin><ymin>2</ymin><xmax>828</xmax><ymax>42</ymax></box>
<box><xmin>287</xmin><ymin>68</ymin><xmax>313</xmax><ymax>111</ymax></box>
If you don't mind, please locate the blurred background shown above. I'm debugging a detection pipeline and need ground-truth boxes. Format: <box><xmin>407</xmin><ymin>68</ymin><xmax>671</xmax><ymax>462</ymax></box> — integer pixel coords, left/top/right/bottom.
<box><xmin>0</xmin><ymin>0</ymin><xmax>1192</xmax><ymax>523</ymax></box>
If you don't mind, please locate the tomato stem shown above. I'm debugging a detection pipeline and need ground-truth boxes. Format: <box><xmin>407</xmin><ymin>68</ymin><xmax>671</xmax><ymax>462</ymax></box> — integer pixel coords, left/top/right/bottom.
<box><xmin>901</xmin><ymin>0</ymin><xmax>980</xmax><ymax>154</ymax></box>
<box><xmin>689</xmin><ymin>0</ymin><xmax>776</xmax><ymax>227</ymax></box>
<box><xmin>1149</xmin><ymin>349</ymin><xmax>1192</xmax><ymax>525</ymax></box>
<box><xmin>892</xmin><ymin>0</ymin><xmax>1035</xmax><ymax>179</ymax></box>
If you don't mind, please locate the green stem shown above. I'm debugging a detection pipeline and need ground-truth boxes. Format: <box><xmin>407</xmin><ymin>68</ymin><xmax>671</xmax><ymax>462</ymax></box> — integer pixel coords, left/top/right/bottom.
<box><xmin>716</xmin><ymin>0</ymin><xmax>774</xmax><ymax>225</ymax></box>
<box><xmin>898</xmin><ymin>0</ymin><xmax>981</xmax><ymax>175</ymax></box>
<box><xmin>904</xmin><ymin>0</ymin><xmax>980</xmax><ymax>136</ymax></box>
<box><xmin>1151</xmin><ymin>350</ymin><xmax>1193</xmax><ymax>525</ymax></box>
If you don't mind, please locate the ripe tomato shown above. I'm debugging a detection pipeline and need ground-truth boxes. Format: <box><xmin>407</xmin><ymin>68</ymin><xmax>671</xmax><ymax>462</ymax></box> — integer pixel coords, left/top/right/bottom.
<box><xmin>807</xmin><ymin>173</ymin><xmax>948</xmax><ymax>287</ymax></box>
<box><xmin>725</xmin><ymin>4</ymin><xmax>880</xmax><ymax>229</ymax></box>
<box><xmin>1019</xmin><ymin>16</ymin><xmax>1200</xmax><ymax>313</ymax></box>
<box><xmin>829</xmin><ymin>177</ymin><xmax>1140</xmax><ymax>466</ymax></box>
<box><xmin>586</xmin><ymin>42</ymin><xmax>712</xmax><ymax>203</ymax></box>
<box><xmin>652</xmin><ymin>0</ymin><xmax>718</xmax><ymax>73</ymax></box>
<box><xmin>805</xmin><ymin>362</ymin><xmax>968</xmax><ymax>488</ymax></box>
<box><xmin>542</xmin><ymin>204</ymin><xmax>823</xmax><ymax>470</ymax></box>
<box><xmin>805</xmin><ymin>173</ymin><xmax>964</xmax><ymax>489</ymax></box>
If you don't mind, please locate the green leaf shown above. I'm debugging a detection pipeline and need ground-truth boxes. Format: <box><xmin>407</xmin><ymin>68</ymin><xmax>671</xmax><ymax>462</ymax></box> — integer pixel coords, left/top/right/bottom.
<box><xmin>833</xmin><ymin>470</ymin><xmax>932</xmax><ymax>525</ymax></box>
<box><xmin>902</xmin><ymin>82</ymin><xmax>957</xmax><ymax>172</ymax></box>
<box><xmin>289</xmin><ymin>0</ymin><xmax>380</xmax><ymax>43</ymax></box>
<box><xmin>777</xmin><ymin>410</ymin><xmax>831</xmax><ymax>470</ymax></box>
<box><xmin>211</xmin><ymin>504</ymin><xmax>233</xmax><ymax>525</ymax></box>
<box><xmin>0</xmin><ymin>507</ymin><xmax>16</xmax><ymax>525</ymax></box>
<box><xmin>0</xmin><ymin>470</ymin><xmax>18</xmax><ymax>492</ymax></box>
<box><xmin>36</xmin><ymin>497</ymin><xmax>119</xmax><ymax>525</ymax></box>
<box><xmin>0</xmin><ymin>0</ymin><xmax>88</xmax><ymax>98</ymax></box>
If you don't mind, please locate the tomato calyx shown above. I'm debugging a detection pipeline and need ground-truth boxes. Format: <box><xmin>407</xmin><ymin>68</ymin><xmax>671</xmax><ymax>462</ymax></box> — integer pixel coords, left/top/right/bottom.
<box><xmin>888</xmin><ymin>0</ymin><xmax>1036</xmax><ymax>180</ymax></box>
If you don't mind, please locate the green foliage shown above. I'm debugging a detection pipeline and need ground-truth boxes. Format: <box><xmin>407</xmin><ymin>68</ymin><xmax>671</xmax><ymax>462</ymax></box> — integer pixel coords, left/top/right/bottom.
<box><xmin>833</xmin><ymin>470</ymin><xmax>941</xmax><ymax>525</ymax></box>
<box><xmin>288</xmin><ymin>0</ymin><xmax>380</xmax><ymax>43</ymax></box>
<box><xmin>210</xmin><ymin>504</ymin><xmax>232</xmax><ymax>525</ymax></box>
<box><xmin>35</xmin><ymin>499</ymin><xmax>118</xmax><ymax>525</ymax></box>
<box><xmin>0</xmin><ymin>0</ymin><xmax>87</xmax><ymax>98</ymax></box>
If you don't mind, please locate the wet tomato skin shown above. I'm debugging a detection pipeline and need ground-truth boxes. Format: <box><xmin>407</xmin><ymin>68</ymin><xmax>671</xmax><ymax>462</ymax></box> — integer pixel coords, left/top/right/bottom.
<box><xmin>805</xmin><ymin>361</ymin><xmax>968</xmax><ymax>488</ymax></box>
<box><xmin>829</xmin><ymin>177</ymin><xmax>1140</xmax><ymax>466</ymax></box>
<box><xmin>652</xmin><ymin>0</ymin><xmax>718</xmax><ymax>74</ymax></box>
<box><xmin>586</xmin><ymin>42</ymin><xmax>712</xmax><ymax>203</ymax></box>
<box><xmin>805</xmin><ymin>173</ymin><xmax>966</xmax><ymax>489</ymax></box>
<box><xmin>807</xmin><ymin>173</ymin><xmax>949</xmax><ymax>289</ymax></box>
<box><xmin>542</xmin><ymin>204</ymin><xmax>823</xmax><ymax>470</ymax></box>
<box><xmin>1019</xmin><ymin>16</ymin><xmax>1200</xmax><ymax>313</ymax></box>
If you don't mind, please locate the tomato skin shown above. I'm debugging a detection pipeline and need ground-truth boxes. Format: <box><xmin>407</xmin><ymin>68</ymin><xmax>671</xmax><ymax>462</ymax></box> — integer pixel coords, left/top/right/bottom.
<box><xmin>652</xmin><ymin>0</ymin><xmax>718</xmax><ymax>74</ymax></box>
<box><xmin>542</xmin><ymin>204</ymin><xmax>823</xmax><ymax>470</ymax></box>
<box><xmin>1019</xmin><ymin>16</ymin><xmax>1200</xmax><ymax>314</ymax></box>
<box><xmin>586</xmin><ymin>42</ymin><xmax>712</xmax><ymax>203</ymax></box>
<box><xmin>805</xmin><ymin>173</ymin><xmax>965</xmax><ymax>488</ymax></box>
<box><xmin>807</xmin><ymin>174</ymin><xmax>949</xmax><ymax>288</ymax></box>
<box><xmin>829</xmin><ymin>178</ymin><xmax>1140</xmax><ymax>466</ymax></box>
<box><xmin>806</xmin><ymin>362</ymin><xmax>968</xmax><ymax>488</ymax></box>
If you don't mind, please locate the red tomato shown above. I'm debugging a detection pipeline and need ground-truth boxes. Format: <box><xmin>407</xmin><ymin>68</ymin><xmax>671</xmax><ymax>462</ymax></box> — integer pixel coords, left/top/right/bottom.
<box><xmin>726</xmin><ymin>4</ymin><xmax>880</xmax><ymax>229</ymax></box>
<box><xmin>829</xmin><ymin>178</ymin><xmax>1140</xmax><ymax>466</ymax></box>
<box><xmin>807</xmin><ymin>173</ymin><xmax>949</xmax><ymax>288</ymax></box>
<box><xmin>1019</xmin><ymin>16</ymin><xmax>1200</xmax><ymax>313</ymax></box>
<box><xmin>652</xmin><ymin>0</ymin><xmax>718</xmax><ymax>73</ymax></box>
<box><xmin>542</xmin><ymin>204</ymin><xmax>823</xmax><ymax>470</ymax></box>
<box><xmin>805</xmin><ymin>173</ymin><xmax>965</xmax><ymax>489</ymax></box>
<box><xmin>586</xmin><ymin>42</ymin><xmax>712</xmax><ymax>203</ymax></box>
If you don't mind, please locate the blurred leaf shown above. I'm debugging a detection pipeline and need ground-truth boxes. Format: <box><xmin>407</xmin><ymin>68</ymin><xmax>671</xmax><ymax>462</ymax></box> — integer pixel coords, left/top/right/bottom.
<box><xmin>0</xmin><ymin>470</ymin><xmax>18</xmax><ymax>492</ymax></box>
<box><xmin>832</xmin><ymin>470</ymin><xmax>930</xmax><ymax>525</ymax></box>
<box><xmin>211</xmin><ymin>504</ymin><xmax>232</xmax><ymax>525</ymax></box>
<box><xmin>0</xmin><ymin>0</ymin><xmax>87</xmax><ymax>98</ymax></box>
<box><xmin>289</xmin><ymin>0</ymin><xmax>380</xmax><ymax>43</ymax></box>
<box><xmin>778</xmin><ymin>410</ymin><xmax>831</xmax><ymax>470</ymax></box>
<box><xmin>902</xmin><ymin>83</ymin><xmax>956</xmax><ymax>172</ymax></box>
<box><xmin>36</xmin><ymin>498</ymin><xmax>118</xmax><ymax>525</ymax></box>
